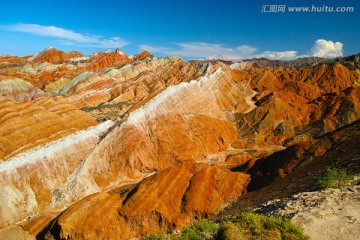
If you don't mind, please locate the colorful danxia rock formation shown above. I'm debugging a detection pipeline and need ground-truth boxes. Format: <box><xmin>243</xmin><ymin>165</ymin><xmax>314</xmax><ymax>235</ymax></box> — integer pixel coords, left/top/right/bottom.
<box><xmin>0</xmin><ymin>47</ymin><xmax>359</xmax><ymax>239</ymax></box>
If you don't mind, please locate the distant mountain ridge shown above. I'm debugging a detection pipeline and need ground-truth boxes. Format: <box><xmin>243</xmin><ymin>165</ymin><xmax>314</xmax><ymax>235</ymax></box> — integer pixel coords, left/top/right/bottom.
<box><xmin>190</xmin><ymin>53</ymin><xmax>360</xmax><ymax>69</ymax></box>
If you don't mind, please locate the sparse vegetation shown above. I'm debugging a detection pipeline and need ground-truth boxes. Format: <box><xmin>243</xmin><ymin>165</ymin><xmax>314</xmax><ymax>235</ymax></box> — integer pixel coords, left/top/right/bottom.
<box><xmin>144</xmin><ymin>219</ymin><xmax>218</xmax><ymax>240</ymax></box>
<box><xmin>81</xmin><ymin>101</ymin><xmax>131</xmax><ymax>112</ymax></box>
<box><xmin>318</xmin><ymin>166</ymin><xmax>352</xmax><ymax>189</ymax></box>
<box><xmin>144</xmin><ymin>212</ymin><xmax>308</xmax><ymax>240</ymax></box>
<box><xmin>97</xmin><ymin>111</ymin><xmax>122</xmax><ymax>120</ymax></box>
<box><xmin>354</xmin><ymin>69</ymin><xmax>360</xmax><ymax>86</ymax></box>
<box><xmin>144</xmin><ymin>232</ymin><xmax>169</xmax><ymax>240</ymax></box>
<box><xmin>219</xmin><ymin>212</ymin><xmax>308</xmax><ymax>240</ymax></box>
<box><xmin>80</xmin><ymin>101</ymin><xmax>131</xmax><ymax>121</ymax></box>
<box><xmin>181</xmin><ymin>219</ymin><xmax>218</xmax><ymax>240</ymax></box>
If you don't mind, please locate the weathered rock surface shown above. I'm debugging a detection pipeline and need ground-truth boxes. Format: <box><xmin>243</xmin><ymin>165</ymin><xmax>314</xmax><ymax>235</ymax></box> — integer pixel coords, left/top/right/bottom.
<box><xmin>0</xmin><ymin>78</ymin><xmax>47</xmax><ymax>101</ymax></box>
<box><xmin>0</xmin><ymin>121</ymin><xmax>114</xmax><ymax>227</ymax></box>
<box><xmin>133</xmin><ymin>50</ymin><xmax>152</xmax><ymax>61</ymax></box>
<box><xmin>0</xmin><ymin>54</ymin><xmax>256</xmax><ymax>229</ymax></box>
<box><xmin>217</xmin><ymin>119</ymin><xmax>360</xmax><ymax>222</ymax></box>
<box><xmin>232</xmin><ymin>64</ymin><xmax>360</xmax><ymax>147</ymax></box>
<box><xmin>31</xmin><ymin>47</ymin><xmax>83</xmax><ymax>63</ymax></box>
<box><xmin>0</xmin><ymin>225</ymin><xmax>35</xmax><ymax>240</ymax></box>
<box><xmin>240</xmin><ymin>118</ymin><xmax>360</xmax><ymax>192</ymax></box>
<box><xmin>41</xmin><ymin>162</ymin><xmax>250</xmax><ymax>239</ymax></box>
<box><xmin>0</xmin><ymin>96</ymin><xmax>97</xmax><ymax>161</ymax></box>
<box><xmin>86</xmin><ymin>49</ymin><xmax>131</xmax><ymax>70</ymax></box>
<box><xmin>51</xmin><ymin>68</ymin><xmax>249</xmax><ymax>207</ymax></box>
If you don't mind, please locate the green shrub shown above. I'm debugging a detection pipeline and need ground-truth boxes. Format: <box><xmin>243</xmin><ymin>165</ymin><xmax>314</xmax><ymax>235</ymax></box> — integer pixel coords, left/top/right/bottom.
<box><xmin>144</xmin><ymin>219</ymin><xmax>218</xmax><ymax>240</ymax></box>
<box><xmin>217</xmin><ymin>222</ymin><xmax>244</xmax><ymax>240</ymax></box>
<box><xmin>180</xmin><ymin>227</ymin><xmax>203</xmax><ymax>240</ymax></box>
<box><xmin>181</xmin><ymin>219</ymin><xmax>218</xmax><ymax>240</ymax></box>
<box><xmin>144</xmin><ymin>232</ymin><xmax>169</xmax><ymax>240</ymax></box>
<box><xmin>318</xmin><ymin>167</ymin><xmax>352</xmax><ymax>189</ymax></box>
<box><xmin>145</xmin><ymin>213</ymin><xmax>308</xmax><ymax>240</ymax></box>
<box><xmin>354</xmin><ymin>69</ymin><xmax>360</xmax><ymax>86</ymax></box>
<box><xmin>219</xmin><ymin>212</ymin><xmax>308</xmax><ymax>240</ymax></box>
<box><xmin>190</xmin><ymin>219</ymin><xmax>218</xmax><ymax>234</ymax></box>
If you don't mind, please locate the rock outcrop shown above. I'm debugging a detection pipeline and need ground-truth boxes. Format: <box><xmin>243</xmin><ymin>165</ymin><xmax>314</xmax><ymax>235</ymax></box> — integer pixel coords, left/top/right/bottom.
<box><xmin>231</xmin><ymin>63</ymin><xmax>360</xmax><ymax>147</ymax></box>
<box><xmin>0</xmin><ymin>55</ymin><xmax>256</xmax><ymax>229</ymax></box>
<box><xmin>86</xmin><ymin>50</ymin><xmax>131</xmax><ymax>70</ymax></box>
<box><xmin>44</xmin><ymin>67</ymin><xmax>251</xmax><ymax>209</ymax></box>
<box><xmin>31</xmin><ymin>47</ymin><xmax>83</xmax><ymax>63</ymax></box>
<box><xmin>41</xmin><ymin>163</ymin><xmax>250</xmax><ymax>239</ymax></box>
<box><xmin>0</xmin><ymin>78</ymin><xmax>47</xmax><ymax>101</ymax></box>
<box><xmin>133</xmin><ymin>50</ymin><xmax>152</xmax><ymax>61</ymax></box>
<box><xmin>0</xmin><ymin>121</ymin><xmax>114</xmax><ymax>226</ymax></box>
<box><xmin>0</xmin><ymin>96</ymin><xmax>97</xmax><ymax>161</ymax></box>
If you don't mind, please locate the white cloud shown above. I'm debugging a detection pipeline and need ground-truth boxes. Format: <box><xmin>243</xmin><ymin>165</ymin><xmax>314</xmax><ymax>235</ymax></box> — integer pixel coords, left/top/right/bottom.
<box><xmin>176</xmin><ymin>42</ymin><xmax>236</xmax><ymax>59</ymax></box>
<box><xmin>1</xmin><ymin>23</ymin><xmax>128</xmax><ymax>48</ymax></box>
<box><xmin>141</xmin><ymin>39</ymin><xmax>344</xmax><ymax>61</ymax></box>
<box><xmin>256</xmin><ymin>51</ymin><xmax>298</xmax><ymax>60</ymax></box>
<box><xmin>310</xmin><ymin>39</ymin><xmax>343</xmax><ymax>58</ymax></box>
<box><xmin>141</xmin><ymin>42</ymin><xmax>295</xmax><ymax>60</ymax></box>
<box><xmin>140</xmin><ymin>44</ymin><xmax>172</xmax><ymax>53</ymax></box>
<box><xmin>236</xmin><ymin>45</ymin><xmax>257</xmax><ymax>55</ymax></box>
<box><xmin>141</xmin><ymin>42</ymin><xmax>258</xmax><ymax>60</ymax></box>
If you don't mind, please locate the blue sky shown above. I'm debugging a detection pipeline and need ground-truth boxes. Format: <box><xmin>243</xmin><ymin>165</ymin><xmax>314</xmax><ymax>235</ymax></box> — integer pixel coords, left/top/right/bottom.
<box><xmin>0</xmin><ymin>0</ymin><xmax>359</xmax><ymax>60</ymax></box>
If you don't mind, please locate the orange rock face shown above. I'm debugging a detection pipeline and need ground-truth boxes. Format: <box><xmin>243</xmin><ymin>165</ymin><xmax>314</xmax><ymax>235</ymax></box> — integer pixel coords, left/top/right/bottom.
<box><xmin>133</xmin><ymin>50</ymin><xmax>152</xmax><ymax>61</ymax></box>
<box><xmin>41</xmin><ymin>163</ymin><xmax>250</xmax><ymax>240</ymax></box>
<box><xmin>0</xmin><ymin>72</ymin><xmax>96</xmax><ymax>162</ymax></box>
<box><xmin>86</xmin><ymin>50</ymin><xmax>131</xmax><ymax>70</ymax></box>
<box><xmin>0</xmin><ymin>120</ymin><xmax>114</xmax><ymax>226</ymax></box>
<box><xmin>247</xmin><ymin>119</ymin><xmax>360</xmax><ymax>191</ymax></box>
<box><xmin>55</xmin><ymin>71</ymin><xmax>246</xmax><ymax>203</ymax></box>
<box><xmin>31</xmin><ymin>47</ymin><xmax>83</xmax><ymax>63</ymax></box>
<box><xmin>0</xmin><ymin>54</ymin><xmax>252</xmax><ymax>229</ymax></box>
<box><xmin>0</xmin><ymin>95</ymin><xmax>97</xmax><ymax>160</ymax></box>
<box><xmin>305</xmin><ymin>87</ymin><xmax>360</xmax><ymax>135</ymax></box>
<box><xmin>0</xmin><ymin>55</ymin><xmax>31</xmax><ymax>65</ymax></box>
<box><xmin>230</xmin><ymin>62</ymin><xmax>360</xmax><ymax>146</ymax></box>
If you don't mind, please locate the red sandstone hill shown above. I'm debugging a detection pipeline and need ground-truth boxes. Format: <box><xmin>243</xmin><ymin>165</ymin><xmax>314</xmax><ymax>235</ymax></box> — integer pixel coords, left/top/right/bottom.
<box><xmin>0</xmin><ymin>48</ymin><xmax>359</xmax><ymax>239</ymax></box>
<box><xmin>86</xmin><ymin>49</ymin><xmax>131</xmax><ymax>70</ymax></box>
<box><xmin>133</xmin><ymin>50</ymin><xmax>152</xmax><ymax>61</ymax></box>
<box><xmin>31</xmin><ymin>47</ymin><xmax>83</xmax><ymax>63</ymax></box>
<box><xmin>39</xmin><ymin>163</ymin><xmax>250</xmax><ymax>239</ymax></box>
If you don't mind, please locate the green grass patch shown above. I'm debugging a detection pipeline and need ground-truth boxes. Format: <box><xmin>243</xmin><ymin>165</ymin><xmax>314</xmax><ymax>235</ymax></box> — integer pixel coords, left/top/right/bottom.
<box><xmin>219</xmin><ymin>212</ymin><xmax>308</xmax><ymax>240</ymax></box>
<box><xmin>144</xmin><ymin>232</ymin><xmax>170</xmax><ymax>240</ymax></box>
<box><xmin>181</xmin><ymin>219</ymin><xmax>218</xmax><ymax>240</ymax></box>
<box><xmin>144</xmin><ymin>219</ymin><xmax>218</xmax><ymax>240</ymax></box>
<box><xmin>144</xmin><ymin>213</ymin><xmax>308</xmax><ymax>240</ymax></box>
<box><xmin>318</xmin><ymin>166</ymin><xmax>352</xmax><ymax>189</ymax></box>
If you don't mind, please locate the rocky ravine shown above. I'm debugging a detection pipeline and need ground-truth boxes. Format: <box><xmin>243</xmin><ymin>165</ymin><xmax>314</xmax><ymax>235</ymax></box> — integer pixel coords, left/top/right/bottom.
<box><xmin>0</xmin><ymin>48</ymin><xmax>359</xmax><ymax>239</ymax></box>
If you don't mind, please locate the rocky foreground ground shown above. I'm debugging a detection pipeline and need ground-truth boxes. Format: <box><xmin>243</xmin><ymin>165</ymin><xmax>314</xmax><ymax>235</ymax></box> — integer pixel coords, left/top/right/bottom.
<box><xmin>253</xmin><ymin>179</ymin><xmax>360</xmax><ymax>240</ymax></box>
